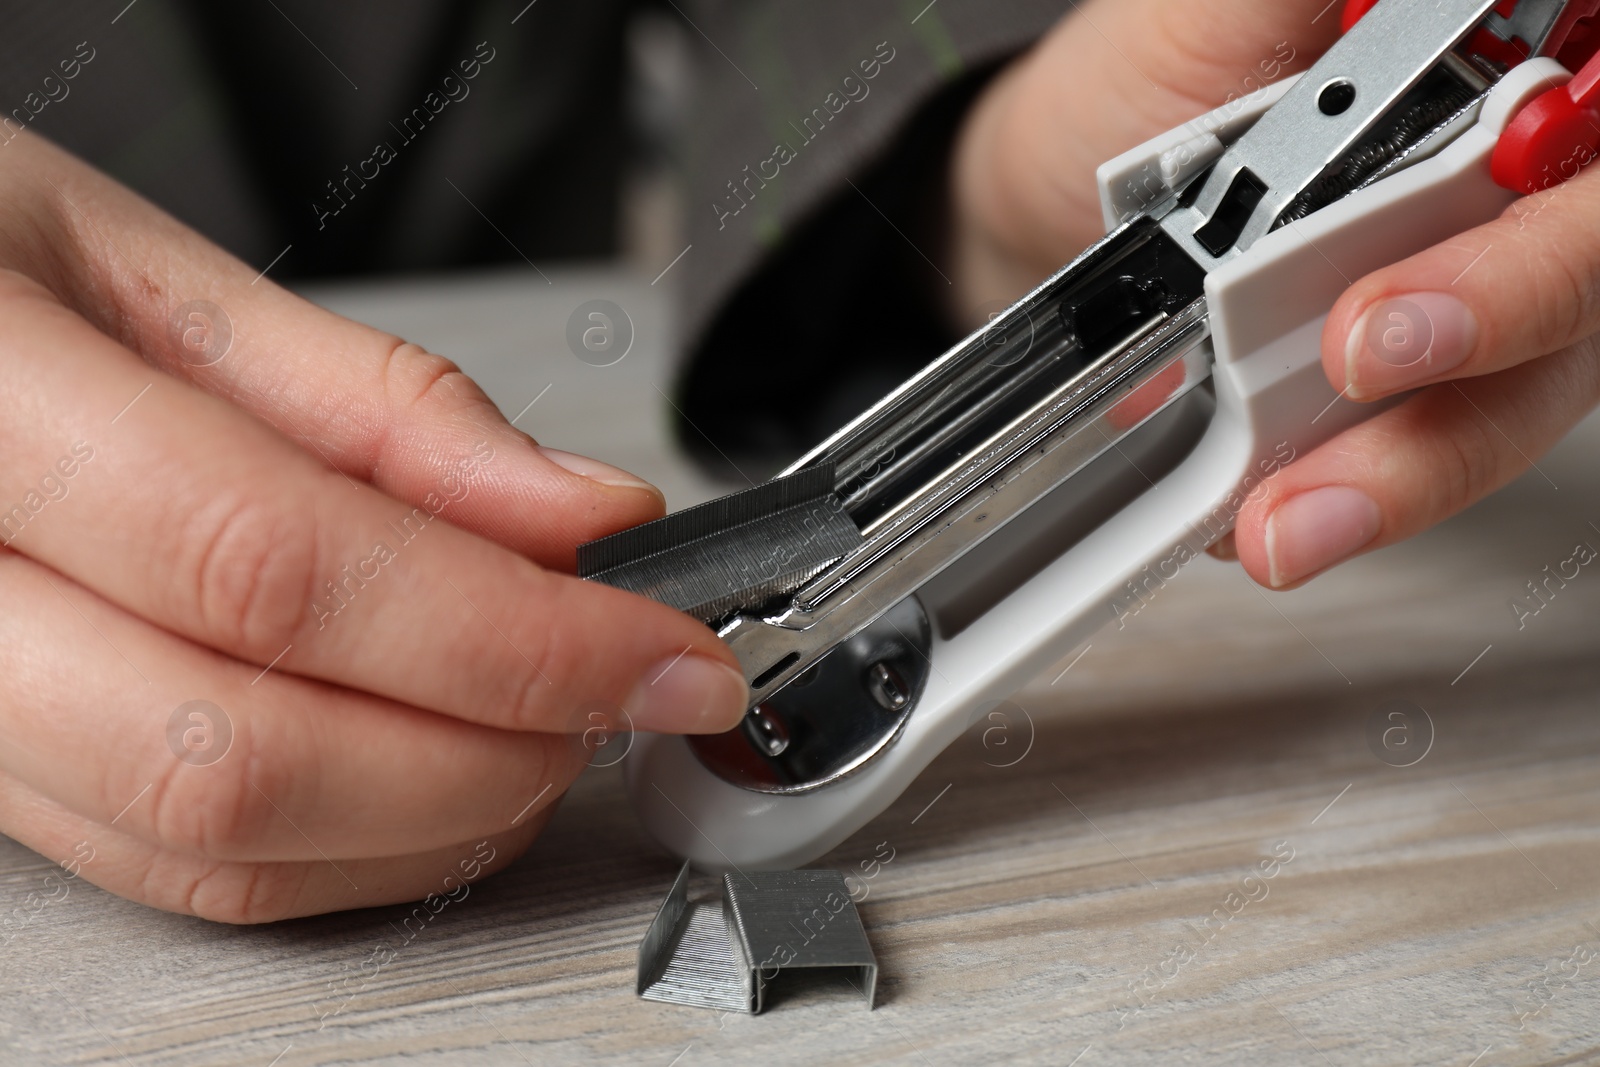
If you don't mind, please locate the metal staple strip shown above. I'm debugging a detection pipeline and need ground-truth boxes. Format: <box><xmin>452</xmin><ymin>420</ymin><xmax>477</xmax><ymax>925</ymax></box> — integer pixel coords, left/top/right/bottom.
<box><xmin>578</xmin><ymin>462</ymin><xmax>863</xmax><ymax>622</ymax></box>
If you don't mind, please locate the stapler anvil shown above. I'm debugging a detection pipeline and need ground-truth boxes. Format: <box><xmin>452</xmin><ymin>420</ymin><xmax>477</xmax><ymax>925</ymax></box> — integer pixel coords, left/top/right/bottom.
<box><xmin>579</xmin><ymin>0</ymin><xmax>1600</xmax><ymax>869</ymax></box>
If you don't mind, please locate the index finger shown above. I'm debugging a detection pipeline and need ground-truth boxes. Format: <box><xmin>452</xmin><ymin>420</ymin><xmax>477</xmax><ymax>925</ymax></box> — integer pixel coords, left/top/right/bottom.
<box><xmin>0</xmin><ymin>272</ymin><xmax>747</xmax><ymax>737</ymax></box>
<box><xmin>0</xmin><ymin>132</ymin><xmax>656</xmax><ymax>570</ymax></box>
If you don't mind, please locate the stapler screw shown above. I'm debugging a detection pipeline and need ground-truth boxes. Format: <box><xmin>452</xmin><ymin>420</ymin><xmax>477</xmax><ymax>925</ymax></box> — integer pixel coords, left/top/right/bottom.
<box><xmin>743</xmin><ymin>704</ymin><xmax>790</xmax><ymax>757</ymax></box>
<box><xmin>864</xmin><ymin>662</ymin><xmax>910</xmax><ymax>712</ymax></box>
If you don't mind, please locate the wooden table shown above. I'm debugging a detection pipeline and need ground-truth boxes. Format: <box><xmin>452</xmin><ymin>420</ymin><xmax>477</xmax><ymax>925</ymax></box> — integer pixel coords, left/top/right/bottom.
<box><xmin>4</xmin><ymin>268</ymin><xmax>1598</xmax><ymax>1066</ymax></box>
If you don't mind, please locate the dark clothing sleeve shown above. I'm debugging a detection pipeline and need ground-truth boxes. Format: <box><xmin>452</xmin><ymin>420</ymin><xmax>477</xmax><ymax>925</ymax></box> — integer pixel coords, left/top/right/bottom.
<box><xmin>672</xmin><ymin>1</ymin><xmax>1064</xmax><ymax>474</ymax></box>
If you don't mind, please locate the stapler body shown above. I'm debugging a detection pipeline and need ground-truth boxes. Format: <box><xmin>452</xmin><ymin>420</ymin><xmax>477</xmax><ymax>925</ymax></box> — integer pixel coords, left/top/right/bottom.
<box><xmin>575</xmin><ymin>0</ymin><xmax>1600</xmax><ymax>869</ymax></box>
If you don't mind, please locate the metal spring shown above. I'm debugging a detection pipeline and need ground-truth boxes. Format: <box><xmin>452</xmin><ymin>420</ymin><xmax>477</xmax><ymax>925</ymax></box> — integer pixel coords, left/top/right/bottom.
<box><xmin>1273</xmin><ymin>85</ymin><xmax>1476</xmax><ymax>227</ymax></box>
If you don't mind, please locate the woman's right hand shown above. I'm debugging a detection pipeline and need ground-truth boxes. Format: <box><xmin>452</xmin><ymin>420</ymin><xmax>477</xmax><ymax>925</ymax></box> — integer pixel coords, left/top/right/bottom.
<box><xmin>0</xmin><ymin>132</ymin><xmax>747</xmax><ymax>924</ymax></box>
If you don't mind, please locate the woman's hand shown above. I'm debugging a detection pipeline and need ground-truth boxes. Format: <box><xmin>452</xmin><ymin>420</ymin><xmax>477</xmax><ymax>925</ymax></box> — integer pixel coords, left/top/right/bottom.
<box><xmin>0</xmin><ymin>133</ymin><xmax>747</xmax><ymax>922</ymax></box>
<box><xmin>949</xmin><ymin>0</ymin><xmax>1341</xmax><ymax>320</ymax></box>
<box><xmin>951</xmin><ymin>0</ymin><xmax>1600</xmax><ymax>588</ymax></box>
<box><xmin>1232</xmin><ymin>162</ymin><xmax>1600</xmax><ymax>588</ymax></box>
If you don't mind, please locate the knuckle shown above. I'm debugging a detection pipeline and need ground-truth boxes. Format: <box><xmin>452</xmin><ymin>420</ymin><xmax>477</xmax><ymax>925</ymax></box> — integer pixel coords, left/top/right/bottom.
<box><xmin>380</xmin><ymin>340</ymin><xmax>492</xmax><ymax>419</ymax></box>
<box><xmin>1423</xmin><ymin>400</ymin><xmax>1501</xmax><ymax>518</ymax></box>
<box><xmin>505</xmin><ymin>580</ymin><xmax>585</xmax><ymax>729</ymax></box>
<box><xmin>180</xmin><ymin>492</ymin><xmax>319</xmax><ymax>655</ymax></box>
<box><xmin>507</xmin><ymin>630</ymin><xmax>566</xmax><ymax>730</ymax></box>
<box><xmin>368</xmin><ymin>339</ymin><xmax>504</xmax><ymax>482</ymax></box>
<box><xmin>146</xmin><ymin>726</ymin><xmax>276</xmax><ymax>858</ymax></box>
<box><xmin>1488</xmin><ymin>198</ymin><xmax>1600</xmax><ymax>356</ymax></box>
<box><xmin>182</xmin><ymin>858</ymin><xmax>313</xmax><ymax>924</ymax></box>
<box><xmin>1529</xmin><ymin>246</ymin><xmax>1597</xmax><ymax>355</ymax></box>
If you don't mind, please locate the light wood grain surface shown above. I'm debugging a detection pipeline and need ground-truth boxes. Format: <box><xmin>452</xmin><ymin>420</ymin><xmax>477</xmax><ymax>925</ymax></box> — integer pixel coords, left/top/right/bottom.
<box><xmin>3</xmin><ymin>268</ymin><xmax>1598</xmax><ymax>1067</ymax></box>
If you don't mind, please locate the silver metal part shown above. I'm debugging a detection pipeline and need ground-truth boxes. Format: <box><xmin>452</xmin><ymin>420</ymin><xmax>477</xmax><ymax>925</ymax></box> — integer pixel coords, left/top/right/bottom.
<box><xmin>1483</xmin><ymin>0</ymin><xmax>1568</xmax><ymax>57</ymax></box>
<box><xmin>1349</xmin><ymin>88</ymin><xmax>1490</xmax><ymax>193</ymax></box>
<box><xmin>1161</xmin><ymin>0</ymin><xmax>1499</xmax><ymax>263</ymax></box>
<box><xmin>578</xmin><ymin>464</ymin><xmax>860</xmax><ymax>624</ymax></box>
<box><xmin>689</xmin><ymin>0</ymin><xmax>1512</xmax><ymax>792</ymax></box>
<box><xmin>718</xmin><ymin>273</ymin><xmax>1213</xmax><ymax>710</ymax></box>
<box><xmin>636</xmin><ymin>863</ymin><xmax>750</xmax><ymax>1012</ymax></box>
<box><xmin>691</xmin><ymin>594</ymin><xmax>932</xmax><ymax>794</ymax></box>
<box><xmin>637</xmin><ymin>863</ymin><xmax>877</xmax><ymax>1014</ymax></box>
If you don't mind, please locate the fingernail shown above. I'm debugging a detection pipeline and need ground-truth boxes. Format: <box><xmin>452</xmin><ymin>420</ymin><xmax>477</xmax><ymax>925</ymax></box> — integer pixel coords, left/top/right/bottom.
<box><xmin>1264</xmin><ymin>485</ymin><xmax>1381</xmax><ymax>588</ymax></box>
<box><xmin>626</xmin><ymin>654</ymin><xmax>749</xmax><ymax>733</ymax></box>
<box><xmin>538</xmin><ymin>446</ymin><xmax>658</xmax><ymax>492</ymax></box>
<box><xmin>1345</xmin><ymin>292</ymin><xmax>1476</xmax><ymax>397</ymax></box>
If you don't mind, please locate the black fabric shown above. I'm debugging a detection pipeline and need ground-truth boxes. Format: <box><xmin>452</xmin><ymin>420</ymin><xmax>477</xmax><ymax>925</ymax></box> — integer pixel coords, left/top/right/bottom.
<box><xmin>0</xmin><ymin>0</ymin><xmax>638</xmax><ymax>276</ymax></box>
<box><xmin>675</xmin><ymin>67</ymin><xmax>1001</xmax><ymax>478</ymax></box>
<box><xmin>169</xmin><ymin>0</ymin><xmax>637</xmax><ymax>275</ymax></box>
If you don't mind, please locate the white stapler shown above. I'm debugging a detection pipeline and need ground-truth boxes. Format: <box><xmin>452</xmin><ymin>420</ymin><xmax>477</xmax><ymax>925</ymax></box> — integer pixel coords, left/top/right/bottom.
<box><xmin>576</xmin><ymin>0</ymin><xmax>1600</xmax><ymax>869</ymax></box>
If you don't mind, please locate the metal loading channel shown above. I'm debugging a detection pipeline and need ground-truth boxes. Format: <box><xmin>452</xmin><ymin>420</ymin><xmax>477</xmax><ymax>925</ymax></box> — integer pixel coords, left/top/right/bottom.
<box><xmin>790</xmin><ymin>227</ymin><xmax>1210</xmax><ymax>617</ymax></box>
<box><xmin>793</xmin><ymin>304</ymin><xmax>1213</xmax><ymax>617</ymax></box>
<box><xmin>823</xmin><ymin>219</ymin><xmax>1207</xmax><ymax>537</ymax></box>
<box><xmin>1274</xmin><ymin>62</ymin><xmax>1487</xmax><ymax>227</ymax></box>
<box><xmin>718</xmin><ymin>298</ymin><xmax>1214</xmax><ymax>715</ymax></box>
